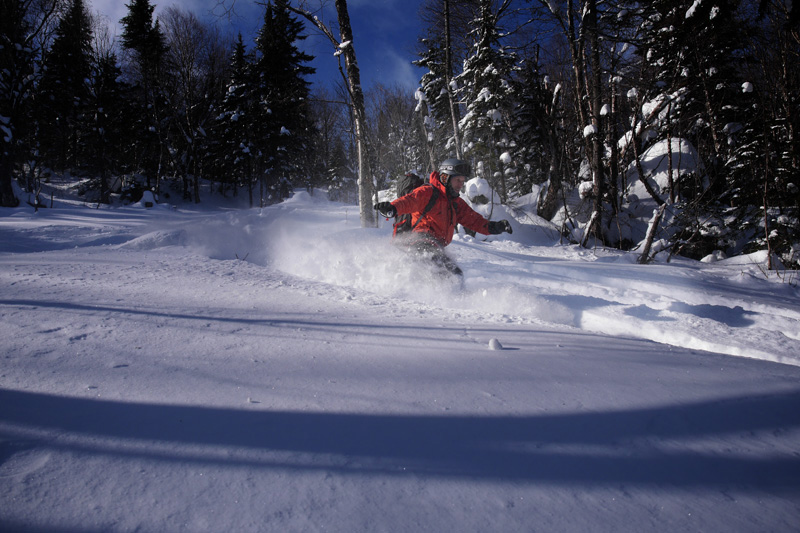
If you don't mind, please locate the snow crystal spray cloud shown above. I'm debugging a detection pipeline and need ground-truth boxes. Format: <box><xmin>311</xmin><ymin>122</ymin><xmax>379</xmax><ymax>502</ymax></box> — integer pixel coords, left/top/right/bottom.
<box><xmin>268</xmin><ymin>219</ymin><xmax>573</xmax><ymax>325</ymax></box>
<box><xmin>458</xmin><ymin>283</ymin><xmax>575</xmax><ymax>326</ymax></box>
<box><xmin>268</xmin><ymin>219</ymin><xmax>449</xmax><ymax>300</ymax></box>
<box><xmin>257</xmin><ymin>191</ymin><xmax>575</xmax><ymax>326</ymax></box>
<box><xmin>263</xmin><ymin>204</ymin><xmax>413</xmax><ymax>295</ymax></box>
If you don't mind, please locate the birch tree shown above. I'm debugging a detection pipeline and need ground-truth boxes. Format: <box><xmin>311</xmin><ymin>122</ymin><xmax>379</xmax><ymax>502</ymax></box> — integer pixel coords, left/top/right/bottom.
<box><xmin>287</xmin><ymin>0</ymin><xmax>375</xmax><ymax>227</ymax></box>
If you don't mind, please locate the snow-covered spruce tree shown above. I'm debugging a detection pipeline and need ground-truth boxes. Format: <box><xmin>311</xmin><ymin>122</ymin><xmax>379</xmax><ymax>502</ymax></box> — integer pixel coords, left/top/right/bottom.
<box><xmin>635</xmin><ymin>0</ymin><xmax>752</xmax><ymax>259</ymax></box>
<box><xmin>36</xmin><ymin>0</ymin><xmax>93</xmax><ymax>176</ymax></box>
<box><xmin>725</xmin><ymin>0</ymin><xmax>800</xmax><ymax>268</ymax></box>
<box><xmin>209</xmin><ymin>34</ymin><xmax>257</xmax><ymax>204</ymax></box>
<box><xmin>414</xmin><ymin>35</ymin><xmax>455</xmax><ymax>166</ymax></box>
<box><xmin>455</xmin><ymin>0</ymin><xmax>518</xmax><ymax>203</ymax></box>
<box><xmin>415</xmin><ymin>0</ymin><xmax>482</xmax><ymax>165</ymax></box>
<box><xmin>510</xmin><ymin>54</ymin><xmax>566</xmax><ymax>208</ymax></box>
<box><xmin>120</xmin><ymin>0</ymin><xmax>168</xmax><ymax>192</ymax></box>
<box><xmin>85</xmin><ymin>37</ymin><xmax>133</xmax><ymax>204</ymax></box>
<box><xmin>252</xmin><ymin>0</ymin><xmax>315</xmax><ymax>206</ymax></box>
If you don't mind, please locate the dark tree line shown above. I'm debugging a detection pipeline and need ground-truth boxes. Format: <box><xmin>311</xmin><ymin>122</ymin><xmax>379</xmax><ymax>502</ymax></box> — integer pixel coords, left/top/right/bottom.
<box><xmin>1</xmin><ymin>0</ymin><xmax>322</xmax><ymax>209</ymax></box>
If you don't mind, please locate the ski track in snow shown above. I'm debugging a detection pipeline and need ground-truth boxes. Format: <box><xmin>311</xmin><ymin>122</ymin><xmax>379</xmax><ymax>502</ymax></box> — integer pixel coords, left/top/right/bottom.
<box><xmin>1</xmin><ymin>193</ymin><xmax>800</xmax><ymax>532</ymax></box>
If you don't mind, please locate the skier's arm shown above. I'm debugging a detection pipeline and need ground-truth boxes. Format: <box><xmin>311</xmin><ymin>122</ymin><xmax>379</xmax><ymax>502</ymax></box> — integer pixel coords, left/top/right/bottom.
<box><xmin>392</xmin><ymin>186</ymin><xmax>434</xmax><ymax>216</ymax></box>
<box><xmin>455</xmin><ymin>199</ymin><xmax>492</xmax><ymax>235</ymax></box>
<box><xmin>456</xmin><ymin>200</ymin><xmax>513</xmax><ymax>235</ymax></box>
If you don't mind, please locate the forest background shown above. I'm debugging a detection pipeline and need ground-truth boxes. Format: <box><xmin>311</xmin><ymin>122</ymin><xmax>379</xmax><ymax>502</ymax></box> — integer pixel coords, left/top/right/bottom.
<box><xmin>1</xmin><ymin>0</ymin><xmax>798</xmax><ymax>268</ymax></box>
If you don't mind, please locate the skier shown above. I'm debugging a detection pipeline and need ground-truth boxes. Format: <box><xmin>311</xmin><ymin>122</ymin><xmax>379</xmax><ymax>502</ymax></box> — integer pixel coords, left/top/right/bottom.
<box><xmin>374</xmin><ymin>158</ymin><xmax>512</xmax><ymax>279</ymax></box>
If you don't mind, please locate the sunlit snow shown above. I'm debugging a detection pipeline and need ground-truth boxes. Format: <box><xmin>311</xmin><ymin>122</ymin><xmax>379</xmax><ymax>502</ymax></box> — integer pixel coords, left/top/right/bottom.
<box><xmin>1</xmin><ymin>184</ymin><xmax>799</xmax><ymax>531</ymax></box>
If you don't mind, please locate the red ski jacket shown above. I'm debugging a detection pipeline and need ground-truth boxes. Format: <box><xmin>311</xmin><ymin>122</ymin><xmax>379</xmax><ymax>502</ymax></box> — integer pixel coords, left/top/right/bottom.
<box><xmin>391</xmin><ymin>171</ymin><xmax>491</xmax><ymax>247</ymax></box>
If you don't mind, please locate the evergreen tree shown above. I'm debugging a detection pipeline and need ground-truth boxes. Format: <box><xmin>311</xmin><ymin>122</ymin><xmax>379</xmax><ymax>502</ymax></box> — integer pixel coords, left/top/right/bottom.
<box><xmin>415</xmin><ymin>35</ymin><xmax>455</xmax><ymax>163</ymax></box>
<box><xmin>252</xmin><ymin>0</ymin><xmax>315</xmax><ymax>204</ymax></box>
<box><xmin>120</xmin><ymin>0</ymin><xmax>168</xmax><ymax>190</ymax></box>
<box><xmin>510</xmin><ymin>55</ymin><xmax>560</xmax><ymax>198</ymax></box>
<box><xmin>455</xmin><ymin>0</ymin><xmax>518</xmax><ymax>202</ymax></box>
<box><xmin>416</xmin><ymin>0</ymin><xmax>481</xmax><ymax>162</ymax></box>
<box><xmin>211</xmin><ymin>34</ymin><xmax>258</xmax><ymax>204</ymax></box>
<box><xmin>38</xmin><ymin>0</ymin><xmax>93</xmax><ymax>173</ymax></box>
<box><xmin>639</xmin><ymin>0</ymin><xmax>745</xmax><ymax>177</ymax></box>
<box><xmin>121</xmin><ymin>0</ymin><xmax>167</xmax><ymax>81</ymax></box>
<box><xmin>721</xmin><ymin>0</ymin><xmax>800</xmax><ymax>268</ymax></box>
<box><xmin>86</xmin><ymin>46</ymin><xmax>133</xmax><ymax>203</ymax></box>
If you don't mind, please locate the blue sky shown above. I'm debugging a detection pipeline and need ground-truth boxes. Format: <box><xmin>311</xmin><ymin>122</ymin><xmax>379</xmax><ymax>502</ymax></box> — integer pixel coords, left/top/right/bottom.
<box><xmin>90</xmin><ymin>0</ymin><xmax>427</xmax><ymax>91</ymax></box>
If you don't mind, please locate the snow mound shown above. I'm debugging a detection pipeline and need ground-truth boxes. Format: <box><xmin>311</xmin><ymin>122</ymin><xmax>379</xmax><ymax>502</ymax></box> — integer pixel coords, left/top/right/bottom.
<box><xmin>281</xmin><ymin>189</ymin><xmax>331</xmax><ymax>206</ymax></box>
<box><xmin>626</xmin><ymin>138</ymin><xmax>701</xmax><ymax>204</ymax></box>
<box><xmin>120</xmin><ymin>229</ymin><xmax>188</xmax><ymax>250</ymax></box>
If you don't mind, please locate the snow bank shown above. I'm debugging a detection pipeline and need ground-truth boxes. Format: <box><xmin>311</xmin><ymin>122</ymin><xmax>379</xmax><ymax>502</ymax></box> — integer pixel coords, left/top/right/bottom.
<box><xmin>626</xmin><ymin>138</ymin><xmax>701</xmax><ymax>203</ymax></box>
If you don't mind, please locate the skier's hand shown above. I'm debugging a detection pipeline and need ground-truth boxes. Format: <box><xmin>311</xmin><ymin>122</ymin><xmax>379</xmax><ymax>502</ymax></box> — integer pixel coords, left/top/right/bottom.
<box><xmin>374</xmin><ymin>202</ymin><xmax>397</xmax><ymax>218</ymax></box>
<box><xmin>488</xmin><ymin>219</ymin><xmax>513</xmax><ymax>235</ymax></box>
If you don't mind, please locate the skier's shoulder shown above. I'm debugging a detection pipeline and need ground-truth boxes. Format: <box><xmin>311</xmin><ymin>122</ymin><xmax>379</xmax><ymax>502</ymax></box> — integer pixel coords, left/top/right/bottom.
<box><xmin>402</xmin><ymin>182</ymin><xmax>437</xmax><ymax>203</ymax></box>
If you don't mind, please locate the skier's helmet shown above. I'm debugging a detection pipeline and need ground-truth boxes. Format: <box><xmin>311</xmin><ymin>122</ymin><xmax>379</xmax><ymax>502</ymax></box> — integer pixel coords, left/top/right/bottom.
<box><xmin>438</xmin><ymin>158</ymin><xmax>471</xmax><ymax>178</ymax></box>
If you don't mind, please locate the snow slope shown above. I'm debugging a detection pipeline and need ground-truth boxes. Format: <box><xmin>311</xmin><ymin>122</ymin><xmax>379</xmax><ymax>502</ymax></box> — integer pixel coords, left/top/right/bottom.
<box><xmin>1</xmin><ymin>192</ymin><xmax>799</xmax><ymax>532</ymax></box>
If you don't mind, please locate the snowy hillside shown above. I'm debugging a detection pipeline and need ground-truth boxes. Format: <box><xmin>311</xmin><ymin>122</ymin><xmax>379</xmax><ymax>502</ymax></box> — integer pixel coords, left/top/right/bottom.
<box><xmin>1</xmin><ymin>190</ymin><xmax>799</xmax><ymax>532</ymax></box>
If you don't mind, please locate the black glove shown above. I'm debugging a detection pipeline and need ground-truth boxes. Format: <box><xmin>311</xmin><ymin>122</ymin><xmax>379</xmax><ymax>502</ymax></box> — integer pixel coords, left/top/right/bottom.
<box><xmin>374</xmin><ymin>202</ymin><xmax>397</xmax><ymax>218</ymax></box>
<box><xmin>487</xmin><ymin>219</ymin><xmax>513</xmax><ymax>235</ymax></box>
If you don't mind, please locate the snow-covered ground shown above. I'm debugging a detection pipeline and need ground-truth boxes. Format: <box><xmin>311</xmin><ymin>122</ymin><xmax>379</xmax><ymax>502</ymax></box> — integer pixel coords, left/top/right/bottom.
<box><xmin>1</xmin><ymin>189</ymin><xmax>799</xmax><ymax>532</ymax></box>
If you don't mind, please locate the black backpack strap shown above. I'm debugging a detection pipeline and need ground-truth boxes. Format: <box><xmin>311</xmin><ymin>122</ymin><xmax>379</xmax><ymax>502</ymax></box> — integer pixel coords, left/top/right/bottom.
<box><xmin>410</xmin><ymin>185</ymin><xmax>440</xmax><ymax>231</ymax></box>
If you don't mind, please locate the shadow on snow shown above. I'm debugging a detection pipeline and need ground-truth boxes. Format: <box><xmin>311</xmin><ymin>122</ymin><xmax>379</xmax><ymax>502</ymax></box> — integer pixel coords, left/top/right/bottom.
<box><xmin>1</xmin><ymin>387</ymin><xmax>799</xmax><ymax>491</ymax></box>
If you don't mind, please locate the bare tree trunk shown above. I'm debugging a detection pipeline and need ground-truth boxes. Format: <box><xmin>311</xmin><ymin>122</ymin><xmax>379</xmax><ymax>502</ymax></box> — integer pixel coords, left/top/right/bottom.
<box><xmin>334</xmin><ymin>0</ymin><xmax>375</xmax><ymax>227</ymax></box>
<box><xmin>289</xmin><ymin>0</ymin><xmax>375</xmax><ymax>227</ymax></box>
<box><xmin>763</xmin><ymin>138</ymin><xmax>773</xmax><ymax>270</ymax></box>
<box><xmin>585</xmin><ymin>0</ymin><xmax>604</xmax><ymax>245</ymax></box>
<box><xmin>639</xmin><ymin>203</ymin><xmax>667</xmax><ymax>264</ymax></box>
<box><xmin>667</xmin><ymin>111</ymin><xmax>675</xmax><ymax>204</ymax></box>
<box><xmin>566</xmin><ymin>0</ymin><xmax>589</xmax><ymax>135</ymax></box>
<box><xmin>0</xmin><ymin>152</ymin><xmax>19</xmax><ymax>207</ymax></box>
